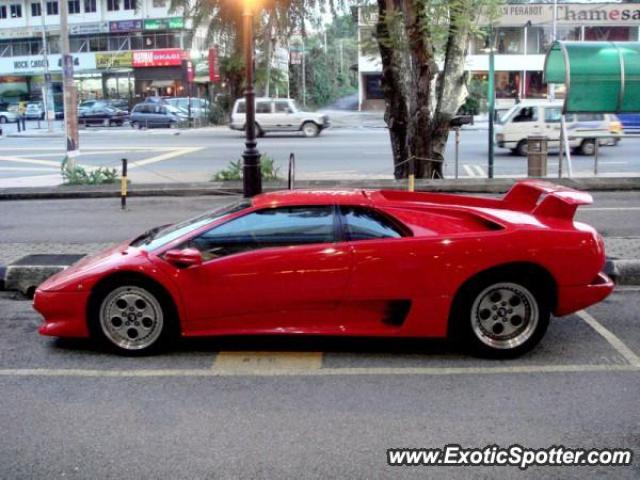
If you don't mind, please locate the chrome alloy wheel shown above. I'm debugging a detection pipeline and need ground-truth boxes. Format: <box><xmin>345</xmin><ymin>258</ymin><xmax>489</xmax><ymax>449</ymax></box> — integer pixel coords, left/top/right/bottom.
<box><xmin>470</xmin><ymin>282</ymin><xmax>539</xmax><ymax>350</ymax></box>
<box><xmin>99</xmin><ymin>286</ymin><xmax>164</xmax><ymax>351</ymax></box>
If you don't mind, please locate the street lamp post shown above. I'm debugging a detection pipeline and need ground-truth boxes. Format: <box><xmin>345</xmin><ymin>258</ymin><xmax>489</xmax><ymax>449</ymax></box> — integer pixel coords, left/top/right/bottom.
<box><xmin>241</xmin><ymin>1</ymin><xmax>262</xmax><ymax>198</ymax></box>
<box><xmin>487</xmin><ymin>25</ymin><xmax>495</xmax><ymax>179</ymax></box>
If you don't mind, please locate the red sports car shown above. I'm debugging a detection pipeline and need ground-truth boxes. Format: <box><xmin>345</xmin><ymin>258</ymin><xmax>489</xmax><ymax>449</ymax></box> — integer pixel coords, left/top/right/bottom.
<box><xmin>34</xmin><ymin>180</ymin><xmax>613</xmax><ymax>357</ymax></box>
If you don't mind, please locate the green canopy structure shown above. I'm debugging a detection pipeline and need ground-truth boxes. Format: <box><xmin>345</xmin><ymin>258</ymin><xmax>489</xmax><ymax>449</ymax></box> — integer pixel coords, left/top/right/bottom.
<box><xmin>544</xmin><ymin>41</ymin><xmax>640</xmax><ymax>113</ymax></box>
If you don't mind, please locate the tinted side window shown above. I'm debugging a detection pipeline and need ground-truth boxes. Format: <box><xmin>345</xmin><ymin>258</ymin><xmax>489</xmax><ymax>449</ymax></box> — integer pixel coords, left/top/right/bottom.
<box><xmin>236</xmin><ymin>101</ymin><xmax>246</xmax><ymax>114</ymax></box>
<box><xmin>512</xmin><ymin>107</ymin><xmax>538</xmax><ymax>123</ymax></box>
<box><xmin>189</xmin><ymin>206</ymin><xmax>335</xmax><ymax>260</ymax></box>
<box><xmin>256</xmin><ymin>101</ymin><xmax>272</xmax><ymax>114</ymax></box>
<box><xmin>576</xmin><ymin>113</ymin><xmax>604</xmax><ymax>122</ymax></box>
<box><xmin>275</xmin><ymin>101</ymin><xmax>290</xmax><ymax>113</ymax></box>
<box><xmin>340</xmin><ymin>206</ymin><xmax>405</xmax><ymax>241</ymax></box>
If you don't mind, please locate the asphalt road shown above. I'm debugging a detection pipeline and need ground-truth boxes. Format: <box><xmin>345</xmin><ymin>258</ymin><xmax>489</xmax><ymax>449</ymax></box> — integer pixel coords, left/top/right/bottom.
<box><xmin>0</xmin><ymin>288</ymin><xmax>638</xmax><ymax>479</ymax></box>
<box><xmin>1</xmin><ymin>121</ymin><xmax>640</xmax><ymax>186</ymax></box>
<box><xmin>1</xmin><ymin>191</ymin><xmax>638</xmax><ymax>244</ymax></box>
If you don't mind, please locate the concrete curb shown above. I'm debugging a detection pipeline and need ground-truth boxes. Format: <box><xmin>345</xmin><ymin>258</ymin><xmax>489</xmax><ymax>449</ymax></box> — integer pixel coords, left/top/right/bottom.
<box><xmin>1</xmin><ymin>177</ymin><xmax>640</xmax><ymax>201</ymax></box>
<box><xmin>606</xmin><ymin>259</ymin><xmax>640</xmax><ymax>286</ymax></box>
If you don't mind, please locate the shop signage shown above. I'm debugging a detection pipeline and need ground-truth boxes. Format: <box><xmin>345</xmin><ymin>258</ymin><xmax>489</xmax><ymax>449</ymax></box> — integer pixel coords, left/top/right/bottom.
<box><xmin>109</xmin><ymin>20</ymin><xmax>143</xmax><ymax>33</ymax></box>
<box><xmin>0</xmin><ymin>25</ymin><xmax>58</xmax><ymax>39</ymax></box>
<box><xmin>0</xmin><ymin>53</ymin><xmax>97</xmax><ymax>74</ymax></box>
<box><xmin>208</xmin><ymin>48</ymin><xmax>220</xmax><ymax>83</ymax></box>
<box><xmin>96</xmin><ymin>52</ymin><xmax>133</xmax><ymax>69</ymax></box>
<box><xmin>69</xmin><ymin>22</ymin><xmax>109</xmax><ymax>35</ymax></box>
<box><xmin>132</xmin><ymin>49</ymin><xmax>186</xmax><ymax>67</ymax></box>
<box><xmin>494</xmin><ymin>3</ymin><xmax>640</xmax><ymax>25</ymax></box>
<box><xmin>143</xmin><ymin>18</ymin><xmax>185</xmax><ymax>31</ymax></box>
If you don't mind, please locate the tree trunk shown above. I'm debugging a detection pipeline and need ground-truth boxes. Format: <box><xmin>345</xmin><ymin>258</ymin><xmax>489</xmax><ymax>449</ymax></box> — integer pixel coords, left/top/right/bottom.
<box><xmin>263</xmin><ymin>13</ymin><xmax>275</xmax><ymax>97</ymax></box>
<box><xmin>430</xmin><ymin>2</ymin><xmax>473</xmax><ymax>169</ymax></box>
<box><xmin>376</xmin><ymin>0</ymin><xmax>410</xmax><ymax>179</ymax></box>
<box><xmin>403</xmin><ymin>0</ymin><xmax>439</xmax><ymax>178</ymax></box>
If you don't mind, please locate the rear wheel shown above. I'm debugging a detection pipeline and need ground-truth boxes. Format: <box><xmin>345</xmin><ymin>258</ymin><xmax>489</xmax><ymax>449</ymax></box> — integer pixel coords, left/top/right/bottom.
<box><xmin>451</xmin><ymin>276</ymin><xmax>550</xmax><ymax>358</ymax></box>
<box><xmin>515</xmin><ymin>140</ymin><xmax>528</xmax><ymax>156</ymax></box>
<box><xmin>89</xmin><ymin>278</ymin><xmax>177</xmax><ymax>355</ymax></box>
<box><xmin>580</xmin><ymin>139</ymin><xmax>596</xmax><ymax>156</ymax></box>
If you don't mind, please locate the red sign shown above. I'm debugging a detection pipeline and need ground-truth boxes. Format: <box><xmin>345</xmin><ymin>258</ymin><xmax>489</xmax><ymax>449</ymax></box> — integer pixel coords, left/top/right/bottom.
<box><xmin>183</xmin><ymin>59</ymin><xmax>194</xmax><ymax>83</ymax></box>
<box><xmin>132</xmin><ymin>49</ymin><xmax>186</xmax><ymax>67</ymax></box>
<box><xmin>208</xmin><ymin>48</ymin><xmax>220</xmax><ymax>83</ymax></box>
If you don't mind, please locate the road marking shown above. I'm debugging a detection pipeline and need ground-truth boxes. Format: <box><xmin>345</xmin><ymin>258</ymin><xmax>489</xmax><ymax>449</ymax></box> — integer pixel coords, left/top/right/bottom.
<box><xmin>212</xmin><ymin>351</ymin><xmax>323</xmax><ymax>372</ymax></box>
<box><xmin>0</xmin><ymin>155</ymin><xmax>61</xmax><ymax>167</ymax></box>
<box><xmin>126</xmin><ymin>147</ymin><xmax>204</xmax><ymax>169</ymax></box>
<box><xmin>0</xmin><ymin>364</ymin><xmax>636</xmax><ymax>378</ymax></box>
<box><xmin>576</xmin><ymin>310</ymin><xmax>640</xmax><ymax>367</ymax></box>
<box><xmin>463</xmin><ymin>165</ymin><xmax>476</xmax><ymax>177</ymax></box>
<box><xmin>473</xmin><ymin>165</ymin><xmax>485</xmax><ymax>177</ymax></box>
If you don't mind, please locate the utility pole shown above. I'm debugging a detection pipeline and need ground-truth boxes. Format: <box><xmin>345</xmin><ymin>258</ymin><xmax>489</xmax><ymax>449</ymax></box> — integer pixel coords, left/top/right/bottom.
<box><xmin>39</xmin><ymin>0</ymin><xmax>53</xmax><ymax>132</ymax></box>
<box><xmin>548</xmin><ymin>0</ymin><xmax>558</xmax><ymax>101</ymax></box>
<box><xmin>59</xmin><ymin>0</ymin><xmax>79</xmax><ymax>166</ymax></box>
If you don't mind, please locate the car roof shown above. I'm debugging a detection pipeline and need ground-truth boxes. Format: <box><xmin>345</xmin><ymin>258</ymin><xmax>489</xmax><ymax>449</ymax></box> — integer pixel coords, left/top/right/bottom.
<box><xmin>251</xmin><ymin>189</ymin><xmax>372</xmax><ymax>209</ymax></box>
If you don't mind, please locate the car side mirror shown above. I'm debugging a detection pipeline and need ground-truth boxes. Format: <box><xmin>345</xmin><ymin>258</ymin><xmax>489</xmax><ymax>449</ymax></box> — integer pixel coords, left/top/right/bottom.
<box><xmin>164</xmin><ymin>248</ymin><xmax>202</xmax><ymax>268</ymax></box>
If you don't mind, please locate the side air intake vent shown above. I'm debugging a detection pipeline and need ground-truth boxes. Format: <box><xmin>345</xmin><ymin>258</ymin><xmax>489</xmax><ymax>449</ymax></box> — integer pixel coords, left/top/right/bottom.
<box><xmin>382</xmin><ymin>300</ymin><xmax>412</xmax><ymax>327</ymax></box>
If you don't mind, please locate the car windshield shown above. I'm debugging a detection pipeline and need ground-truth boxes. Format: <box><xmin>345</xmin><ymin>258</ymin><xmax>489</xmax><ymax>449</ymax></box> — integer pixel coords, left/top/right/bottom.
<box><xmin>132</xmin><ymin>201</ymin><xmax>252</xmax><ymax>251</ymax></box>
<box><xmin>166</xmin><ymin>105</ymin><xmax>184</xmax><ymax>114</ymax></box>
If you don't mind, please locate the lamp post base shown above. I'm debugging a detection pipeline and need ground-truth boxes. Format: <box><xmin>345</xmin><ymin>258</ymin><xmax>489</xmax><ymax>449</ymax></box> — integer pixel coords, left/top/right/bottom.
<box><xmin>242</xmin><ymin>148</ymin><xmax>262</xmax><ymax>198</ymax></box>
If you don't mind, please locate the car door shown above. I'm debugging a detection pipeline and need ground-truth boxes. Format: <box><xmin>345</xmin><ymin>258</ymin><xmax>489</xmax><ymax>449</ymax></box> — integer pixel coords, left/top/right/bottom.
<box><xmin>336</xmin><ymin>206</ymin><xmax>425</xmax><ymax>334</ymax></box>
<box><xmin>256</xmin><ymin>100</ymin><xmax>274</xmax><ymax>129</ymax></box>
<box><xmin>273</xmin><ymin>100</ymin><xmax>295</xmax><ymax>131</ymax></box>
<box><xmin>509</xmin><ymin>106</ymin><xmax>541</xmax><ymax>144</ymax></box>
<box><xmin>543</xmin><ymin>106</ymin><xmax>562</xmax><ymax>147</ymax></box>
<box><xmin>171</xmin><ymin>205</ymin><xmax>353</xmax><ymax>334</ymax></box>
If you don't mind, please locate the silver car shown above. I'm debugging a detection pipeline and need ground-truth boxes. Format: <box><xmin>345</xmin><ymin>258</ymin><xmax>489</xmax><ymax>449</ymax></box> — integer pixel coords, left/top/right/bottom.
<box><xmin>230</xmin><ymin>97</ymin><xmax>330</xmax><ymax>137</ymax></box>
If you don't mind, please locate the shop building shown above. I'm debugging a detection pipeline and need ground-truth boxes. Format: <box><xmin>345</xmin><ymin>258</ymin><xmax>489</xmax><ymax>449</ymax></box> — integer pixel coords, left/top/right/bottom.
<box><xmin>356</xmin><ymin>2</ymin><xmax>640</xmax><ymax>111</ymax></box>
<box><xmin>0</xmin><ymin>0</ymin><xmax>206</xmax><ymax>106</ymax></box>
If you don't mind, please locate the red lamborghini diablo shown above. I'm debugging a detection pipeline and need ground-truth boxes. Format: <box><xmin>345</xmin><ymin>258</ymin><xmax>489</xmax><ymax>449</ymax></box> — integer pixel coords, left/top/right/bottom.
<box><xmin>34</xmin><ymin>180</ymin><xmax>613</xmax><ymax>357</ymax></box>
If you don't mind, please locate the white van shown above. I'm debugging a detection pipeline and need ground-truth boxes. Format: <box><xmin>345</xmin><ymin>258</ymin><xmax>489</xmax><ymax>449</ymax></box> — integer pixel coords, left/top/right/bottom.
<box><xmin>495</xmin><ymin>101</ymin><xmax>622</xmax><ymax>156</ymax></box>
<box><xmin>230</xmin><ymin>97</ymin><xmax>330</xmax><ymax>137</ymax></box>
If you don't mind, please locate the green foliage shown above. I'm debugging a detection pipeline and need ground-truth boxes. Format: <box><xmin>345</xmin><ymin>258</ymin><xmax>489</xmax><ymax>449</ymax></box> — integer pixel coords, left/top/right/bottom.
<box><xmin>61</xmin><ymin>157</ymin><xmax>119</xmax><ymax>185</ymax></box>
<box><xmin>212</xmin><ymin>154</ymin><xmax>281</xmax><ymax>182</ymax></box>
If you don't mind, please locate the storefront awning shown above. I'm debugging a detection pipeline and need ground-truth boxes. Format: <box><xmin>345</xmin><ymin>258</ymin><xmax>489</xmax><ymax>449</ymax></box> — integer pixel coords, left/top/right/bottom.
<box><xmin>544</xmin><ymin>41</ymin><xmax>640</xmax><ymax>113</ymax></box>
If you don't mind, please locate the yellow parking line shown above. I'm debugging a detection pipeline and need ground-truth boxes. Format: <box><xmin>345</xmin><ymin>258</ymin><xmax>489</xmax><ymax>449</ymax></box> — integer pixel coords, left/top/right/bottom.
<box><xmin>212</xmin><ymin>351</ymin><xmax>323</xmax><ymax>372</ymax></box>
<box><xmin>576</xmin><ymin>310</ymin><xmax>640</xmax><ymax>367</ymax></box>
<box><xmin>0</xmin><ymin>364</ymin><xmax>636</xmax><ymax>378</ymax></box>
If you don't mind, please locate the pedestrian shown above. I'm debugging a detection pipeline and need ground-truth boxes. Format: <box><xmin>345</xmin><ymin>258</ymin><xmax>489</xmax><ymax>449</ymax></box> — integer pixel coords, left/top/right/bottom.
<box><xmin>18</xmin><ymin>102</ymin><xmax>27</xmax><ymax>131</ymax></box>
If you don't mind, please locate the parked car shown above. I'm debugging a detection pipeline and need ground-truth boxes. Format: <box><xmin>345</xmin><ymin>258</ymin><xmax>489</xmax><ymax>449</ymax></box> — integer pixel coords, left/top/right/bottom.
<box><xmin>34</xmin><ymin>180</ymin><xmax>612</xmax><ymax>358</ymax></box>
<box><xmin>129</xmin><ymin>103</ymin><xmax>187</xmax><ymax>128</ymax></box>
<box><xmin>495</xmin><ymin>101</ymin><xmax>622</xmax><ymax>156</ymax></box>
<box><xmin>164</xmin><ymin>97</ymin><xmax>210</xmax><ymax>119</ymax></box>
<box><xmin>230</xmin><ymin>97</ymin><xmax>330</xmax><ymax>137</ymax></box>
<box><xmin>79</xmin><ymin>105</ymin><xmax>128</xmax><ymax>127</ymax></box>
<box><xmin>616</xmin><ymin>113</ymin><xmax>640</xmax><ymax>134</ymax></box>
<box><xmin>25</xmin><ymin>102</ymin><xmax>45</xmax><ymax>120</ymax></box>
<box><xmin>80</xmin><ymin>99</ymin><xmax>130</xmax><ymax>115</ymax></box>
<box><xmin>0</xmin><ymin>109</ymin><xmax>17</xmax><ymax>123</ymax></box>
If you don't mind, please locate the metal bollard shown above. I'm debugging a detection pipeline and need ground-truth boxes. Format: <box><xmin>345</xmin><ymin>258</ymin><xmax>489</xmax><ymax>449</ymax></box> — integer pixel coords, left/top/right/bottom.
<box><xmin>454</xmin><ymin>127</ymin><xmax>460</xmax><ymax>179</ymax></box>
<box><xmin>121</xmin><ymin>158</ymin><xmax>128</xmax><ymax>210</ymax></box>
<box><xmin>288</xmin><ymin>153</ymin><xmax>296</xmax><ymax>190</ymax></box>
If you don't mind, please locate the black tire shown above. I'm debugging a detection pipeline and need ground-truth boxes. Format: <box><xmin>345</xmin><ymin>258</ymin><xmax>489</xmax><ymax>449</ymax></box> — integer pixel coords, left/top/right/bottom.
<box><xmin>131</xmin><ymin>121</ymin><xmax>140</xmax><ymax>129</ymax></box>
<box><xmin>88</xmin><ymin>276</ymin><xmax>179</xmax><ymax>356</ymax></box>
<box><xmin>515</xmin><ymin>140</ymin><xmax>528</xmax><ymax>157</ymax></box>
<box><xmin>580</xmin><ymin>139</ymin><xmax>596</xmax><ymax>156</ymax></box>
<box><xmin>450</xmin><ymin>273</ymin><xmax>551</xmax><ymax>358</ymax></box>
<box><xmin>302</xmin><ymin>121</ymin><xmax>320</xmax><ymax>137</ymax></box>
<box><xmin>0</xmin><ymin>116</ymin><xmax>7</xmax><ymax>124</ymax></box>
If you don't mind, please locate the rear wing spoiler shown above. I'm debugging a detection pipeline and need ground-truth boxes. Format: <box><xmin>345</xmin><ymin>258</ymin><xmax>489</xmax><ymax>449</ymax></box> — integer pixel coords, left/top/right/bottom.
<box><xmin>503</xmin><ymin>180</ymin><xmax>592</xmax><ymax>220</ymax></box>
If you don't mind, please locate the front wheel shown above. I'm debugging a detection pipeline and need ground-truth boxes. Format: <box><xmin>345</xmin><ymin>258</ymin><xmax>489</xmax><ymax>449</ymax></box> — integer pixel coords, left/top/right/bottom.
<box><xmin>302</xmin><ymin>122</ymin><xmax>320</xmax><ymax>137</ymax></box>
<box><xmin>515</xmin><ymin>140</ymin><xmax>528</xmax><ymax>157</ymax></box>
<box><xmin>452</xmin><ymin>278</ymin><xmax>550</xmax><ymax>358</ymax></box>
<box><xmin>90</xmin><ymin>279</ymin><xmax>177</xmax><ymax>355</ymax></box>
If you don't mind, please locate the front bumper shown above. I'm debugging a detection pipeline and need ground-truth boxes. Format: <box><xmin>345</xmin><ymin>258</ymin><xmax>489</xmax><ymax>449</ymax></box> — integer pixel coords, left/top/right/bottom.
<box><xmin>33</xmin><ymin>289</ymin><xmax>90</xmax><ymax>338</ymax></box>
<box><xmin>555</xmin><ymin>272</ymin><xmax>614</xmax><ymax>316</ymax></box>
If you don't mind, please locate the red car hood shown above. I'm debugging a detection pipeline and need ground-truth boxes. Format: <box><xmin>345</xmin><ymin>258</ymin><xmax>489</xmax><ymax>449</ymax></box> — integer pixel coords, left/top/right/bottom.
<box><xmin>37</xmin><ymin>241</ymin><xmax>148</xmax><ymax>292</ymax></box>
